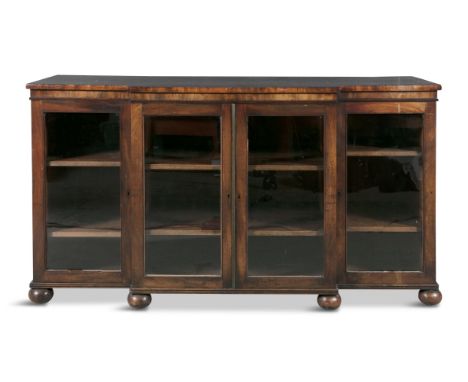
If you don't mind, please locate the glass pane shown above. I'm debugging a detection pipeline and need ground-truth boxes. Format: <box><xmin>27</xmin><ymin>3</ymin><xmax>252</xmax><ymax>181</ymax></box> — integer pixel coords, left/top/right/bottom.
<box><xmin>248</xmin><ymin>237</ymin><xmax>324</xmax><ymax>276</ymax></box>
<box><xmin>146</xmin><ymin>236</ymin><xmax>220</xmax><ymax>275</ymax></box>
<box><xmin>346</xmin><ymin>114</ymin><xmax>423</xmax><ymax>272</ymax></box>
<box><xmin>347</xmin><ymin>233</ymin><xmax>421</xmax><ymax>271</ymax></box>
<box><xmin>45</xmin><ymin>113</ymin><xmax>121</xmax><ymax>270</ymax></box>
<box><xmin>247</xmin><ymin>116</ymin><xmax>324</xmax><ymax>277</ymax></box>
<box><xmin>47</xmin><ymin>237</ymin><xmax>120</xmax><ymax>270</ymax></box>
<box><xmin>348</xmin><ymin>114</ymin><xmax>421</xmax><ymax>150</ymax></box>
<box><xmin>249</xmin><ymin>116</ymin><xmax>323</xmax><ymax>165</ymax></box>
<box><xmin>144</xmin><ymin>117</ymin><xmax>221</xmax><ymax>276</ymax></box>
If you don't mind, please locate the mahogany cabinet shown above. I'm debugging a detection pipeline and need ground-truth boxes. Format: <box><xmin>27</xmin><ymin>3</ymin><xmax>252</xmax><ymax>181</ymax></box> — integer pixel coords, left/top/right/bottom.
<box><xmin>26</xmin><ymin>76</ymin><xmax>442</xmax><ymax>309</ymax></box>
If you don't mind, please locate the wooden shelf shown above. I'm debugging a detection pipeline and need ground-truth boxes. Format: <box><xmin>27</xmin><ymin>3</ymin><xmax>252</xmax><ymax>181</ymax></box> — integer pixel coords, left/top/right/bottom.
<box><xmin>48</xmin><ymin>216</ymin><xmax>325</xmax><ymax>238</ymax></box>
<box><xmin>249</xmin><ymin>153</ymin><xmax>323</xmax><ymax>172</ymax></box>
<box><xmin>249</xmin><ymin>215</ymin><xmax>323</xmax><ymax>236</ymax></box>
<box><xmin>48</xmin><ymin>152</ymin><xmax>221</xmax><ymax>170</ymax></box>
<box><xmin>48</xmin><ymin>216</ymin><xmax>419</xmax><ymax>237</ymax></box>
<box><xmin>48</xmin><ymin>201</ymin><xmax>419</xmax><ymax>236</ymax></box>
<box><xmin>347</xmin><ymin>213</ymin><xmax>419</xmax><ymax>233</ymax></box>
<box><xmin>48</xmin><ymin>152</ymin><xmax>322</xmax><ymax>171</ymax></box>
<box><xmin>249</xmin><ymin>160</ymin><xmax>323</xmax><ymax>172</ymax></box>
<box><xmin>49</xmin><ymin>226</ymin><xmax>220</xmax><ymax>237</ymax></box>
<box><xmin>146</xmin><ymin>154</ymin><xmax>220</xmax><ymax>171</ymax></box>
<box><xmin>249</xmin><ymin>228</ymin><xmax>323</xmax><ymax>236</ymax></box>
<box><xmin>147</xmin><ymin>227</ymin><xmax>220</xmax><ymax>236</ymax></box>
<box><xmin>49</xmin><ymin>227</ymin><xmax>121</xmax><ymax>238</ymax></box>
<box><xmin>146</xmin><ymin>162</ymin><xmax>220</xmax><ymax>171</ymax></box>
<box><xmin>48</xmin><ymin>151</ymin><xmax>120</xmax><ymax>167</ymax></box>
<box><xmin>347</xmin><ymin>145</ymin><xmax>420</xmax><ymax>157</ymax></box>
<box><xmin>50</xmin><ymin>225</ymin><xmax>329</xmax><ymax>237</ymax></box>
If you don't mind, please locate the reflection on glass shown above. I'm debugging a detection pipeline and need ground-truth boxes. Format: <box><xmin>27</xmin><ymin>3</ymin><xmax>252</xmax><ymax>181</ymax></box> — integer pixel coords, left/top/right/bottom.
<box><xmin>145</xmin><ymin>171</ymin><xmax>220</xmax><ymax>234</ymax></box>
<box><xmin>346</xmin><ymin>114</ymin><xmax>423</xmax><ymax>272</ymax></box>
<box><xmin>249</xmin><ymin>171</ymin><xmax>322</xmax><ymax>233</ymax></box>
<box><xmin>249</xmin><ymin>116</ymin><xmax>323</xmax><ymax>167</ymax></box>
<box><xmin>45</xmin><ymin>113</ymin><xmax>121</xmax><ymax>270</ymax></box>
<box><xmin>145</xmin><ymin>116</ymin><xmax>220</xmax><ymax>168</ymax></box>
<box><xmin>247</xmin><ymin>116</ymin><xmax>324</xmax><ymax>277</ymax></box>
<box><xmin>348</xmin><ymin>114</ymin><xmax>421</xmax><ymax>150</ymax></box>
<box><xmin>144</xmin><ymin>117</ymin><xmax>221</xmax><ymax>276</ymax></box>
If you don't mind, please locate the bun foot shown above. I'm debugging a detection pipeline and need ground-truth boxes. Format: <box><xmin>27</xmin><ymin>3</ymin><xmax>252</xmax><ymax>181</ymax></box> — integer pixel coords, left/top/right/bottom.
<box><xmin>317</xmin><ymin>294</ymin><xmax>341</xmax><ymax>310</ymax></box>
<box><xmin>418</xmin><ymin>289</ymin><xmax>442</xmax><ymax>306</ymax></box>
<box><xmin>128</xmin><ymin>292</ymin><xmax>152</xmax><ymax>309</ymax></box>
<box><xmin>29</xmin><ymin>288</ymin><xmax>54</xmax><ymax>304</ymax></box>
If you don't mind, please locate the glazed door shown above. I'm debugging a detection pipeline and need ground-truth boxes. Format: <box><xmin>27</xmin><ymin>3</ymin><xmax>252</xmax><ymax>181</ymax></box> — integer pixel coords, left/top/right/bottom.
<box><xmin>338</xmin><ymin>102</ymin><xmax>436</xmax><ymax>287</ymax></box>
<box><xmin>132</xmin><ymin>103</ymin><xmax>232</xmax><ymax>290</ymax></box>
<box><xmin>235</xmin><ymin>104</ymin><xmax>337</xmax><ymax>291</ymax></box>
<box><xmin>31</xmin><ymin>100</ymin><xmax>130</xmax><ymax>285</ymax></box>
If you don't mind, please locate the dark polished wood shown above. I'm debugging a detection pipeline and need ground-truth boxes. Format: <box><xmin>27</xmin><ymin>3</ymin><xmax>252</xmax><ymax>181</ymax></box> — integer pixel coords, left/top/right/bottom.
<box><xmin>317</xmin><ymin>294</ymin><xmax>341</xmax><ymax>310</ymax></box>
<box><xmin>27</xmin><ymin>76</ymin><xmax>441</xmax><ymax>307</ymax></box>
<box><xmin>29</xmin><ymin>288</ymin><xmax>54</xmax><ymax>304</ymax></box>
<box><xmin>418</xmin><ymin>290</ymin><xmax>442</xmax><ymax>306</ymax></box>
<box><xmin>27</xmin><ymin>75</ymin><xmax>441</xmax><ymax>92</ymax></box>
<box><xmin>127</xmin><ymin>293</ymin><xmax>152</xmax><ymax>309</ymax></box>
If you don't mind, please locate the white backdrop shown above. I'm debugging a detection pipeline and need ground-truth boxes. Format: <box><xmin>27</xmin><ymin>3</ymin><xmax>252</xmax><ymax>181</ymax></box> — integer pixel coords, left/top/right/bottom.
<box><xmin>1</xmin><ymin>1</ymin><xmax>466</xmax><ymax>381</ymax></box>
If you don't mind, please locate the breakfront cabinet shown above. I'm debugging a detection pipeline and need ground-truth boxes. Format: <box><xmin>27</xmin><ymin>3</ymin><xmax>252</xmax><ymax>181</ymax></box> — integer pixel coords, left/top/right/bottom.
<box><xmin>26</xmin><ymin>76</ymin><xmax>442</xmax><ymax>309</ymax></box>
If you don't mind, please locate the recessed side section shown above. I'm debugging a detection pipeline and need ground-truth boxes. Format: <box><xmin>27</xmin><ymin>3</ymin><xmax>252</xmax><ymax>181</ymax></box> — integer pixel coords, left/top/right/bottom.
<box><xmin>346</xmin><ymin>114</ymin><xmax>423</xmax><ymax>273</ymax></box>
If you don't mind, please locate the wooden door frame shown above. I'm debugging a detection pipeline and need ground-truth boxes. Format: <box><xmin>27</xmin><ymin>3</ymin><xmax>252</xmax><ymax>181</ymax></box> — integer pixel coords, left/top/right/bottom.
<box><xmin>337</xmin><ymin>101</ymin><xmax>438</xmax><ymax>288</ymax></box>
<box><xmin>30</xmin><ymin>99</ymin><xmax>130</xmax><ymax>287</ymax></box>
<box><xmin>235</xmin><ymin>103</ymin><xmax>338</xmax><ymax>292</ymax></box>
<box><xmin>130</xmin><ymin>102</ymin><xmax>233</xmax><ymax>291</ymax></box>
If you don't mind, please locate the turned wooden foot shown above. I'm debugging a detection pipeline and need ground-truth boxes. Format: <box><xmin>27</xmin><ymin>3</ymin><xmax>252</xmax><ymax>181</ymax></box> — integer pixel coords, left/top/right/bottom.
<box><xmin>418</xmin><ymin>289</ymin><xmax>442</xmax><ymax>306</ymax></box>
<box><xmin>317</xmin><ymin>293</ymin><xmax>341</xmax><ymax>310</ymax></box>
<box><xmin>28</xmin><ymin>288</ymin><xmax>54</xmax><ymax>304</ymax></box>
<box><xmin>128</xmin><ymin>292</ymin><xmax>152</xmax><ymax>309</ymax></box>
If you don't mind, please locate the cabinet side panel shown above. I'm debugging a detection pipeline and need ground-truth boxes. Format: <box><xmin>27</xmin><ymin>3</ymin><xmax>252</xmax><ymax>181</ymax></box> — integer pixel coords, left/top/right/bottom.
<box><xmin>423</xmin><ymin>102</ymin><xmax>436</xmax><ymax>279</ymax></box>
<box><xmin>31</xmin><ymin>100</ymin><xmax>46</xmax><ymax>281</ymax></box>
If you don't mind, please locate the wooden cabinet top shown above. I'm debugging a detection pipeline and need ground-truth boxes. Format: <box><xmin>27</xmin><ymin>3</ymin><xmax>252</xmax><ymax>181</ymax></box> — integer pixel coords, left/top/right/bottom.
<box><xmin>27</xmin><ymin>75</ymin><xmax>441</xmax><ymax>93</ymax></box>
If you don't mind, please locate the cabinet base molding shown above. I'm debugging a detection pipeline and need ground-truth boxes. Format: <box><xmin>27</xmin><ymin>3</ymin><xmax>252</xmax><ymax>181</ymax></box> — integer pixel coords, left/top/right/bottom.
<box><xmin>129</xmin><ymin>288</ymin><xmax>339</xmax><ymax>295</ymax></box>
<box><xmin>338</xmin><ymin>283</ymin><xmax>440</xmax><ymax>290</ymax></box>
